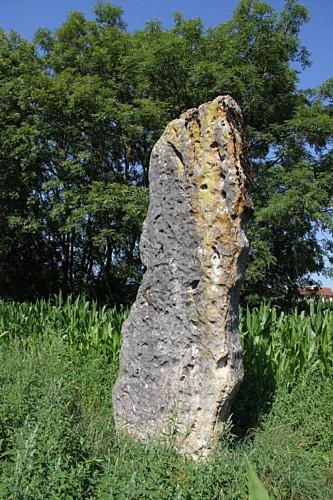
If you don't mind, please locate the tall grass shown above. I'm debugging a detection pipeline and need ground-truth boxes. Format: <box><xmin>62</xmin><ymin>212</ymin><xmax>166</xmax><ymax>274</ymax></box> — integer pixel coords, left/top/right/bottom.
<box><xmin>0</xmin><ymin>294</ymin><xmax>128</xmax><ymax>366</ymax></box>
<box><xmin>0</xmin><ymin>297</ymin><xmax>332</xmax><ymax>498</ymax></box>
<box><xmin>1</xmin><ymin>296</ymin><xmax>331</xmax><ymax>382</ymax></box>
<box><xmin>234</xmin><ymin>300</ymin><xmax>333</xmax><ymax>439</ymax></box>
<box><xmin>240</xmin><ymin>300</ymin><xmax>333</xmax><ymax>383</ymax></box>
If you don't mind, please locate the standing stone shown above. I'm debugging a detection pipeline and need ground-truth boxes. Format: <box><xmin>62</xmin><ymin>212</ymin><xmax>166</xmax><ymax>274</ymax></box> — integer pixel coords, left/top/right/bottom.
<box><xmin>112</xmin><ymin>95</ymin><xmax>253</xmax><ymax>456</ymax></box>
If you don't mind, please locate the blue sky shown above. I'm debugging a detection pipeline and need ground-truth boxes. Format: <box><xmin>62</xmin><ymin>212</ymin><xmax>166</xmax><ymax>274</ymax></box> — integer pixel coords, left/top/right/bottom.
<box><xmin>1</xmin><ymin>0</ymin><xmax>332</xmax><ymax>89</ymax></box>
<box><xmin>1</xmin><ymin>0</ymin><xmax>332</xmax><ymax>287</ymax></box>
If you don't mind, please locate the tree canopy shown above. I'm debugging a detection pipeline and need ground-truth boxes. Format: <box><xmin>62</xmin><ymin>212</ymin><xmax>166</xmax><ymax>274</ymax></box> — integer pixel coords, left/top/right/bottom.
<box><xmin>0</xmin><ymin>0</ymin><xmax>332</xmax><ymax>305</ymax></box>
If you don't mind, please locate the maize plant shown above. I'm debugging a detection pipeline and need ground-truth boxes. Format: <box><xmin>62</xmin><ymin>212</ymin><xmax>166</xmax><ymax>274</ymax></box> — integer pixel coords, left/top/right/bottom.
<box><xmin>0</xmin><ymin>296</ymin><xmax>332</xmax><ymax>382</ymax></box>
<box><xmin>239</xmin><ymin>301</ymin><xmax>333</xmax><ymax>384</ymax></box>
<box><xmin>0</xmin><ymin>294</ymin><xmax>129</xmax><ymax>367</ymax></box>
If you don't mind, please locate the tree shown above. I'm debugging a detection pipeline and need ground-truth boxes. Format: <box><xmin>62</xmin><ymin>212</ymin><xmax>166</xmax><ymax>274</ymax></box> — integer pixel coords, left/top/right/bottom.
<box><xmin>31</xmin><ymin>5</ymin><xmax>149</xmax><ymax>303</ymax></box>
<box><xmin>128</xmin><ymin>0</ymin><xmax>333</xmax><ymax>304</ymax></box>
<box><xmin>0</xmin><ymin>6</ymin><xmax>149</xmax><ymax>303</ymax></box>
<box><xmin>0</xmin><ymin>0</ymin><xmax>332</xmax><ymax>304</ymax></box>
<box><xmin>0</xmin><ymin>29</ymin><xmax>58</xmax><ymax>299</ymax></box>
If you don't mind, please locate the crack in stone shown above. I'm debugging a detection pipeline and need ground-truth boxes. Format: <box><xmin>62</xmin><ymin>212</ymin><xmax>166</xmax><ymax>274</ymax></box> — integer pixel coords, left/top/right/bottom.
<box><xmin>167</xmin><ymin>140</ymin><xmax>184</xmax><ymax>166</ymax></box>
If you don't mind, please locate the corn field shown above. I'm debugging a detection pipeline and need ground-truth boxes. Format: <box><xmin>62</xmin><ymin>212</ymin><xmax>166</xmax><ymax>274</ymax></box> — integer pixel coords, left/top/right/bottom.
<box><xmin>0</xmin><ymin>294</ymin><xmax>127</xmax><ymax>366</ymax></box>
<box><xmin>239</xmin><ymin>301</ymin><xmax>333</xmax><ymax>383</ymax></box>
<box><xmin>0</xmin><ymin>296</ymin><xmax>332</xmax><ymax>381</ymax></box>
<box><xmin>0</xmin><ymin>296</ymin><xmax>332</xmax><ymax>498</ymax></box>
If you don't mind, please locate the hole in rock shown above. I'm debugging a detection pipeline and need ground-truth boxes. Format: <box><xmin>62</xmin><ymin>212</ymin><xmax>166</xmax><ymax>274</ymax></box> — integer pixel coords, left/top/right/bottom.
<box><xmin>189</xmin><ymin>279</ymin><xmax>200</xmax><ymax>290</ymax></box>
<box><xmin>200</xmin><ymin>183</ymin><xmax>208</xmax><ymax>190</ymax></box>
<box><xmin>217</xmin><ymin>356</ymin><xmax>228</xmax><ymax>369</ymax></box>
<box><xmin>211</xmin><ymin>245</ymin><xmax>220</xmax><ymax>259</ymax></box>
<box><xmin>218</xmin><ymin>151</ymin><xmax>226</xmax><ymax>164</ymax></box>
<box><xmin>221</xmin><ymin>190</ymin><xmax>226</xmax><ymax>199</ymax></box>
<box><xmin>183</xmin><ymin>364</ymin><xmax>195</xmax><ymax>374</ymax></box>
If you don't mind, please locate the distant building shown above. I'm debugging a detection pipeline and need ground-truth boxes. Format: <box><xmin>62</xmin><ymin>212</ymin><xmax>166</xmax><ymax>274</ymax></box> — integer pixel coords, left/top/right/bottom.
<box><xmin>299</xmin><ymin>286</ymin><xmax>333</xmax><ymax>300</ymax></box>
<box><xmin>319</xmin><ymin>287</ymin><xmax>333</xmax><ymax>299</ymax></box>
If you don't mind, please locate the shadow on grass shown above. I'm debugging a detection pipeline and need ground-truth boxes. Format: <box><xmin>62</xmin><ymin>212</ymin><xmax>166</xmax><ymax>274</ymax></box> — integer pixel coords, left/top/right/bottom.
<box><xmin>230</xmin><ymin>349</ymin><xmax>276</xmax><ymax>441</ymax></box>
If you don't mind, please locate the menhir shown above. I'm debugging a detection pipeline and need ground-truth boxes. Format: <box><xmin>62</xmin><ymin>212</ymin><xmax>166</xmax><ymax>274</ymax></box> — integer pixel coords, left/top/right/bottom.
<box><xmin>113</xmin><ymin>95</ymin><xmax>253</xmax><ymax>457</ymax></box>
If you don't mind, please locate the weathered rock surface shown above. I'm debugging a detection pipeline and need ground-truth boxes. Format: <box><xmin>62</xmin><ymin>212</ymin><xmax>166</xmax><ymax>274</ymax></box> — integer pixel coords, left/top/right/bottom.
<box><xmin>112</xmin><ymin>95</ymin><xmax>253</xmax><ymax>456</ymax></box>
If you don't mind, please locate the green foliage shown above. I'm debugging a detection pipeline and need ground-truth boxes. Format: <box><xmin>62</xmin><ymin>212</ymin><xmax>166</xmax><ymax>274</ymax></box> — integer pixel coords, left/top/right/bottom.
<box><xmin>243</xmin><ymin>372</ymin><xmax>333</xmax><ymax>499</ymax></box>
<box><xmin>234</xmin><ymin>300</ymin><xmax>333</xmax><ymax>438</ymax></box>
<box><xmin>0</xmin><ymin>294</ymin><xmax>128</xmax><ymax>366</ymax></box>
<box><xmin>0</xmin><ymin>1</ymin><xmax>332</xmax><ymax>304</ymax></box>
<box><xmin>0</xmin><ymin>298</ymin><xmax>333</xmax><ymax>498</ymax></box>
<box><xmin>0</xmin><ymin>337</ymin><xmax>113</xmax><ymax>498</ymax></box>
<box><xmin>240</xmin><ymin>300</ymin><xmax>333</xmax><ymax>383</ymax></box>
<box><xmin>245</xmin><ymin>455</ymin><xmax>271</xmax><ymax>500</ymax></box>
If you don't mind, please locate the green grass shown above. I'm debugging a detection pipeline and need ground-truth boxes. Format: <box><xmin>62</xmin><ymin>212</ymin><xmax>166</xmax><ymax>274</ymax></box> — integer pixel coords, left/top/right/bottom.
<box><xmin>0</xmin><ymin>294</ymin><xmax>126</xmax><ymax>367</ymax></box>
<box><xmin>0</xmin><ymin>297</ymin><xmax>332</xmax><ymax>498</ymax></box>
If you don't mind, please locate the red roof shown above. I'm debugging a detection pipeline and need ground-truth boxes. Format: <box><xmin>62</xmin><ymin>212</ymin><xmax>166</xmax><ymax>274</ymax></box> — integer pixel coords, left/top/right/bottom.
<box><xmin>319</xmin><ymin>287</ymin><xmax>333</xmax><ymax>297</ymax></box>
